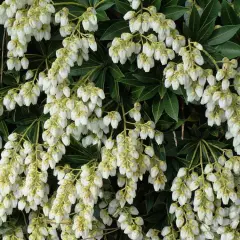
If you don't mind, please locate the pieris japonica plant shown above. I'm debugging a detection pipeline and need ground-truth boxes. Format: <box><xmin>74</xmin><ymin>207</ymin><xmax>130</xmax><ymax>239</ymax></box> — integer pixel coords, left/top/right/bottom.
<box><xmin>0</xmin><ymin>0</ymin><xmax>240</xmax><ymax>239</ymax></box>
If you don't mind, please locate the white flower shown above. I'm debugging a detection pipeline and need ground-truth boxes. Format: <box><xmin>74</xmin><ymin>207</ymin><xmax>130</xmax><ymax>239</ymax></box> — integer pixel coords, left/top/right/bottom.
<box><xmin>177</xmin><ymin>168</ymin><xmax>187</xmax><ymax>177</ymax></box>
<box><xmin>144</xmin><ymin>146</ymin><xmax>154</xmax><ymax>157</ymax></box>
<box><xmin>124</xmin><ymin>11</ymin><xmax>135</xmax><ymax>20</ymax></box>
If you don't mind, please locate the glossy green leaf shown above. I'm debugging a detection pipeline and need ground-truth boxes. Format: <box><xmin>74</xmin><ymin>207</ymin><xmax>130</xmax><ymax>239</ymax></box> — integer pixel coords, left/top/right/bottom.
<box><xmin>27</xmin><ymin>121</ymin><xmax>40</xmax><ymax>143</ymax></box>
<box><xmin>197</xmin><ymin>0</ymin><xmax>219</xmax><ymax>42</ymax></box>
<box><xmin>0</xmin><ymin>121</ymin><xmax>9</xmax><ymax>141</ymax></box>
<box><xmin>95</xmin><ymin>1</ymin><xmax>115</xmax><ymax>11</ymax></box>
<box><xmin>133</xmin><ymin>73</ymin><xmax>159</xmax><ymax>83</ymax></box>
<box><xmin>207</xmin><ymin>25</ymin><xmax>240</xmax><ymax>45</ymax></box>
<box><xmin>110</xmin><ymin>80</ymin><xmax>120</xmax><ymax>102</ymax></box>
<box><xmin>63</xmin><ymin>155</ymin><xmax>92</xmax><ymax>165</ymax></box>
<box><xmin>152</xmin><ymin>96</ymin><xmax>164</xmax><ymax>123</ymax></box>
<box><xmin>197</xmin><ymin>0</ymin><xmax>208</xmax><ymax>8</ymax></box>
<box><xmin>159</xmin><ymin>81</ymin><xmax>167</xmax><ymax>99</ymax></box>
<box><xmin>101</xmin><ymin>21</ymin><xmax>129</xmax><ymax>40</ymax></box>
<box><xmin>96</xmin><ymin>10</ymin><xmax>110</xmax><ymax>21</ymax></box>
<box><xmin>109</xmin><ymin>64</ymin><xmax>125</xmax><ymax>79</ymax></box>
<box><xmin>117</xmin><ymin>78</ymin><xmax>145</xmax><ymax>86</ymax></box>
<box><xmin>95</xmin><ymin>67</ymin><xmax>107</xmax><ymax>89</ymax></box>
<box><xmin>189</xmin><ymin>5</ymin><xmax>200</xmax><ymax>38</ymax></box>
<box><xmin>115</xmin><ymin>0</ymin><xmax>132</xmax><ymax>14</ymax></box>
<box><xmin>152</xmin><ymin>0</ymin><xmax>162</xmax><ymax>10</ymax></box>
<box><xmin>234</xmin><ymin>0</ymin><xmax>240</xmax><ymax>15</ymax></box>
<box><xmin>137</xmin><ymin>85</ymin><xmax>159</xmax><ymax>101</ymax></box>
<box><xmin>161</xmin><ymin>0</ymin><xmax>178</xmax><ymax>7</ymax></box>
<box><xmin>215</xmin><ymin>41</ymin><xmax>240</xmax><ymax>59</ymax></box>
<box><xmin>199</xmin><ymin>0</ymin><xmax>219</xmax><ymax>29</ymax></box>
<box><xmin>197</xmin><ymin>18</ymin><xmax>215</xmax><ymax>43</ymax></box>
<box><xmin>132</xmin><ymin>86</ymin><xmax>145</xmax><ymax>100</ymax></box>
<box><xmin>221</xmin><ymin>0</ymin><xmax>240</xmax><ymax>25</ymax></box>
<box><xmin>163</xmin><ymin>6</ymin><xmax>188</xmax><ymax>20</ymax></box>
<box><xmin>145</xmin><ymin>193</ymin><xmax>155</xmax><ymax>213</ymax></box>
<box><xmin>163</xmin><ymin>92</ymin><xmax>179</xmax><ymax>121</ymax></box>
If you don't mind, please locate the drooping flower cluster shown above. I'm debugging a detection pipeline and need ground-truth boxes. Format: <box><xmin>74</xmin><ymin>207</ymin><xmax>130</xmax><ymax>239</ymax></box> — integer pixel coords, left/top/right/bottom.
<box><xmin>164</xmin><ymin>150</ymin><xmax>240</xmax><ymax>239</ymax></box>
<box><xmin>109</xmin><ymin>5</ymin><xmax>185</xmax><ymax>72</ymax></box>
<box><xmin>28</xmin><ymin>212</ymin><xmax>58</xmax><ymax>240</ymax></box>
<box><xmin>0</xmin><ymin>132</ymin><xmax>49</xmax><ymax>225</ymax></box>
<box><xmin>3</xmin><ymin>79</ymin><xmax>40</xmax><ymax>111</ymax></box>
<box><xmin>2</xmin><ymin>226</ymin><xmax>24</xmax><ymax>240</ymax></box>
<box><xmin>0</xmin><ymin>0</ymin><xmax>55</xmax><ymax>71</ymax></box>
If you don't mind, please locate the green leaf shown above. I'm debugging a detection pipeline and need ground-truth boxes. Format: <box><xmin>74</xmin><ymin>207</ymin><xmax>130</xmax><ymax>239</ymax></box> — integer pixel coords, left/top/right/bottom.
<box><xmin>100</xmin><ymin>21</ymin><xmax>129</xmax><ymax>40</ymax></box>
<box><xmin>117</xmin><ymin>78</ymin><xmax>145</xmax><ymax>86</ymax></box>
<box><xmin>197</xmin><ymin>0</ymin><xmax>208</xmax><ymax>8</ymax></box>
<box><xmin>95</xmin><ymin>67</ymin><xmax>107</xmax><ymax>89</ymax></box>
<box><xmin>199</xmin><ymin>0</ymin><xmax>219</xmax><ymax>29</ymax></box>
<box><xmin>163</xmin><ymin>92</ymin><xmax>179</xmax><ymax>121</ymax></box>
<box><xmin>0</xmin><ymin>226</ymin><xmax>13</xmax><ymax>235</ymax></box>
<box><xmin>62</xmin><ymin>155</ymin><xmax>91</xmax><ymax>165</ymax></box>
<box><xmin>132</xmin><ymin>86</ymin><xmax>145</xmax><ymax>100</ymax></box>
<box><xmin>27</xmin><ymin>121</ymin><xmax>40</xmax><ymax>143</ymax></box>
<box><xmin>115</xmin><ymin>0</ymin><xmax>131</xmax><ymax>14</ymax></box>
<box><xmin>70</xmin><ymin>137</ymin><xmax>98</xmax><ymax>158</ymax></box>
<box><xmin>70</xmin><ymin>57</ymin><xmax>101</xmax><ymax>76</ymax></box>
<box><xmin>197</xmin><ymin>0</ymin><xmax>220</xmax><ymax>42</ymax></box>
<box><xmin>152</xmin><ymin>0</ymin><xmax>162</xmax><ymax>10</ymax></box>
<box><xmin>234</xmin><ymin>0</ymin><xmax>240</xmax><ymax>15</ymax></box>
<box><xmin>161</xmin><ymin>0</ymin><xmax>178</xmax><ymax>7</ymax></box>
<box><xmin>96</xmin><ymin>10</ymin><xmax>110</xmax><ymax>21</ymax></box>
<box><xmin>0</xmin><ymin>121</ymin><xmax>9</xmax><ymax>141</ymax></box>
<box><xmin>133</xmin><ymin>73</ymin><xmax>159</xmax><ymax>83</ymax></box>
<box><xmin>178</xmin><ymin>141</ymin><xmax>198</xmax><ymax>155</ymax></box>
<box><xmin>197</xmin><ymin>18</ymin><xmax>215</xmax><ymax>43</ymax></box>
<box><xmin>95</xmin><ymin>1</ymin><xmax>115</xmax><ymax>11</ymax></box>
<box><xmin>145</xmin><ymin>193</ymin><xmax>155</xmax><ymax>213</ymax></box>
<box><xmin>159</xmin><ymin>81</ymin><xmax>167</xmax><ymax>99</ymax></box>
<box><xmin>163</xmin><ymin>6</ymin><xmax>188</xmax><ymax>20</ymax></box>
<box><xmin>215</xmin><ymin>41</ymin><xmax>240</xmax><ymax>59</ymax></box>
<box><xmin>3</xmin><ymin>74</ymin><xmax>18</xmax><ymax>86</ymax></box>
<box><xmin>207</xmin><ymin>25</ymin><xmax>240</xmax><ymax>45</ymax></box>
<box><xmin>189</xmin><ymin>5</ymin><xmax>200</xmax><ymax>38</ymax></box>
<box><xmin>221</xmin><ymin>0</ymin><xmax>240</xmax><ymax>25</ymax></box>
<box><xmin>152</xmin><ymin>97</ymin><xmax>164</xmax><ymax>123</ymax></box>
<box><xmin>137</xmin><ymin>86</ymin><xmax>159</xmax><ymax>101</ymax></box>
<box><xmin>109</xmin><ymin>64</ymin><xmax>125</xmax><ymax>79</ymax></box>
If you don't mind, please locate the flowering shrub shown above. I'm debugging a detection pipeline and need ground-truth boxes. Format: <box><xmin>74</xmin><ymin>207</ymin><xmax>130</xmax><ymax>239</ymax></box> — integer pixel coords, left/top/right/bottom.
<box><xmin>0</xmin><ymin>0</ymin><xmax>240</xmax><ymax>239</ymax></box>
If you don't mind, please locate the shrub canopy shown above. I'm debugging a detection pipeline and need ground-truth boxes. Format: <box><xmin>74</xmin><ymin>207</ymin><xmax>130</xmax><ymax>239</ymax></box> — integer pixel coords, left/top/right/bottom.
<box><xmin>0</xmin><ymin>0</ymin><xmax>240</xmax><ymax>239</ymax></box>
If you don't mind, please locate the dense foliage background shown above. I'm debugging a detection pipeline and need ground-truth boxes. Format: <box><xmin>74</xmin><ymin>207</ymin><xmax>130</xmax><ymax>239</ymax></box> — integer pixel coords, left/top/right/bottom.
<box><xmin>0</xmin><ymin>0</ymin><xmax>240</xmax><ymax>239</ymax></box>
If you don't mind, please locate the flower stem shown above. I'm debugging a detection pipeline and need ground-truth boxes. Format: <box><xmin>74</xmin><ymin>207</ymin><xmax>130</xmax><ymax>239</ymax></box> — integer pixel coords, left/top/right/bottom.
<box><xmin>201</xmin><ymin>49</ymin><xmax>220</xmax><ymax>71</ymax></box>
<box><xmin>94</xmin><ymin>0</ymin><xmax>106</xmax><ymax>8</ymax></box>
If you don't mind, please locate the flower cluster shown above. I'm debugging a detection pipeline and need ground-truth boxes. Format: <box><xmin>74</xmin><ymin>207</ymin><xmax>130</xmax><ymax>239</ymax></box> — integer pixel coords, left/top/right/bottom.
<box><xmin>0</xmin><ymin>133</ymin><xmax>49</xmax><ymax>226</ymax></box>
<box><xmin>109</xmin><ymin>5</ymin><xmax>185</xmax><ymax>72</ymax></box>
<box><xmin>164</xmin><ymin>150</ymin><xmax>240</xmax><ymax>239</ymax></box>
<box><xmin>3</xmin><ymin>80</ymin><xmax>40</xmax><ymax>111</ymax></box>
<box><xmin>1</xmin><ymin>0</ymin><xmax>55</xmax><ymax>71</ymax></box>
<box><xmin>117</xmin><ymin>207</ymin><xmax>144</xmax><ymax>240</ymax></box>
<box><xmin>2</xmin><ymin>226</ymin><xmax>24</xmax><ymax>240</ymax></box>
<box><xmin>163</xmin><ymin>39</ymin><xmax>240</xmax><ymax>155</ymax></box>
<box><xmin>28</xmin><ymin>212</ymin><xmax>58</xmax><ymax>240</ymax></box>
